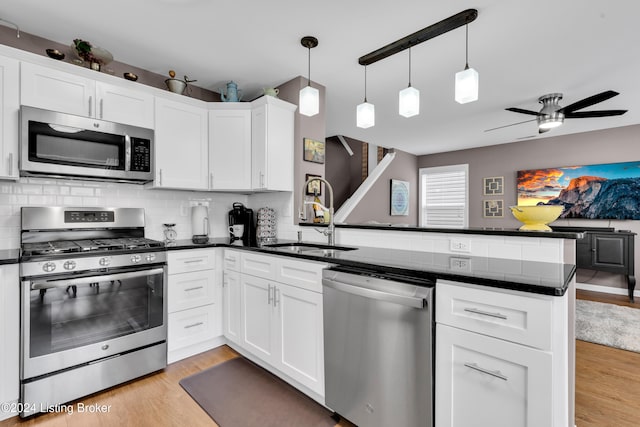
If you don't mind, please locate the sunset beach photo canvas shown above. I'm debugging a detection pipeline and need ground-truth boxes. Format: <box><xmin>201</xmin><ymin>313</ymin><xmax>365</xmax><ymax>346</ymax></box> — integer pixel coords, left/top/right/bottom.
<box><xmin>517</xmin><ymin>161</ymin><xmax>640</xmax><ymax>220</ymax></box>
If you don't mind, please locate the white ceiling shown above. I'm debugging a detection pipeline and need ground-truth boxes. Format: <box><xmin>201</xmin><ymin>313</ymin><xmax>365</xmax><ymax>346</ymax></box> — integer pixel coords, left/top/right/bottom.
<box><xmin>2</xmin><ymin>0</ymin><xmax>639</xmax><ymax>156</ymax></box>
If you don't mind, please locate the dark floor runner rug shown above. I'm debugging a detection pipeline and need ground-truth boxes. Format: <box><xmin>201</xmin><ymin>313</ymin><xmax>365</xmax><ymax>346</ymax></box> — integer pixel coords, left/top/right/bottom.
<box><xmin>180</xmin><ymin>357</ymin><xmax>335</xmax><ymax>427</ymax></box>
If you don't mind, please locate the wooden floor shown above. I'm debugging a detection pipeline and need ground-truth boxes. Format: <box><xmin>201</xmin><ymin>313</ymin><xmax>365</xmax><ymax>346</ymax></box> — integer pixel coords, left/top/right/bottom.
<box><xmin>1</xmin><ymin>290</ymin><xmax>637</xmax><ymax>426</ymax></box>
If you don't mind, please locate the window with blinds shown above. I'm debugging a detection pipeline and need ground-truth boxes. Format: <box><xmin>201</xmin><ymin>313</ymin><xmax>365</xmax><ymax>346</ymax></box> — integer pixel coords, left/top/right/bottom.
<box><xmin>419</xmin><ymin>164</ymin><xmax>468</xmax><ymax>228</ymax></box>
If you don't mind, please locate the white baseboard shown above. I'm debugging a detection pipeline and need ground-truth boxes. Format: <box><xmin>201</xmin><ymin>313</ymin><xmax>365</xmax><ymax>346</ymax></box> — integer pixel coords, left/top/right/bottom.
<box><xmin>576</xmin><ymin>282</ymin><xmax>639</xmax><ymax>298</ymax></box>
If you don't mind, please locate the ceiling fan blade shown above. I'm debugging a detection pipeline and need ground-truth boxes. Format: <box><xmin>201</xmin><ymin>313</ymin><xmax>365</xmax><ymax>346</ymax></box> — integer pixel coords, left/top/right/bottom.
<box><xmin>564</xmin><ymin>109</ymin><xmax>628</xmax><ymax>118</ymax></box>
<box><xmin>558</xmin><ymin>90</ymin><xmax>619</xmax><ymax>114</ymax></box>
<box><xmin>484</xmin><ymin>118</ymin><xmax>537</xmax><ymax>132</ymax></box>
<box><xmin>505</xmin><ymin>107</ymin><xmax>541</xmax><ymax>116</ymax></box>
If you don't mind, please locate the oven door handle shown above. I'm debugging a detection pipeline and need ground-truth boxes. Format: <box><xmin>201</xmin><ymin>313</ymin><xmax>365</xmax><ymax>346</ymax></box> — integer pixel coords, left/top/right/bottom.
<box><xmin>30</xmin><ymin>268</ymin><xmax>165</xmax><ymax>290</ymax></box>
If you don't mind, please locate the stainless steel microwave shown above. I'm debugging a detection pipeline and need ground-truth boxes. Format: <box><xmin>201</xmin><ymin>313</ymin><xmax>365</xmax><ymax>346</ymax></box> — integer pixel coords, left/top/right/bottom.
<box><xmin>20</xmin><ymin>106</ymin><xmax>154</xmax><ymax>183</ymax></box>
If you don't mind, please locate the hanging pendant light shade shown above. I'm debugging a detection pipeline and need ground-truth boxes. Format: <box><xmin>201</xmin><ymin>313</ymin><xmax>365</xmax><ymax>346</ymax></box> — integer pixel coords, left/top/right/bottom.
<box><xmin>455</xmin><ymin>24</ymin><xmax>479</xmax><ymax>104</ymax></box>
<box><xmin>399</xmin><ymin>48</ymin><xmax>420</xmax><ymax>117</ymax></box>
<box><xmin>299</xmin><ymin>36</ymin><xmax>319</xmax><ymax>117</ymax></box>
<box><xmin>357</xmin><ymin>66</ymin><xmax>375</xmax><ymax>128</ymax></box>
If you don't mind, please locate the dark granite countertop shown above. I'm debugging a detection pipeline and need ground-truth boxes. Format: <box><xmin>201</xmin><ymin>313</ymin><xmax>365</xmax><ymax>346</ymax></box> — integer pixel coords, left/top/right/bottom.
<box><xmin>0</xmin><ymin>249</ymin><xmax>20</xmax><ymax>265</ymax></box>
<box><xmin>165</xmin><ymin>240</ymin><xmax>574</xmax><ymax>296</ymax></box>
<box><xmin>300</xmin><ymin>222</ymin><xmax>583</xmax><ymax>239</ymax></box>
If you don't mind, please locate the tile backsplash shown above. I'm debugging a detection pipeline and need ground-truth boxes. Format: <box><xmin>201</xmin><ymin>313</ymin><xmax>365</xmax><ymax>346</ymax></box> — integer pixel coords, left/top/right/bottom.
<box><xmin>0</xmin><ymin>177</ymin><xmax>295</xmax><ymax>250</ymax></box>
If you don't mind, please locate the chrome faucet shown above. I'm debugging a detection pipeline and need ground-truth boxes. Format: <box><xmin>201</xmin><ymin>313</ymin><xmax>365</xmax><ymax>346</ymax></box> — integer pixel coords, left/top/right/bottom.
<box><xmin>299</xmin><ymin>177</ymin><xmax>335</xmax><ymax>246</ymax></box>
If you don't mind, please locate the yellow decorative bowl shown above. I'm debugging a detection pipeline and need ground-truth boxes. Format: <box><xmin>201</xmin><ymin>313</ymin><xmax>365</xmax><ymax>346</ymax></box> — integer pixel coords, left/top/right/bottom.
<box><xmin>509</xmin><ymin>205</ymin><xmax>564</xmax><ymax>231</ymax></box>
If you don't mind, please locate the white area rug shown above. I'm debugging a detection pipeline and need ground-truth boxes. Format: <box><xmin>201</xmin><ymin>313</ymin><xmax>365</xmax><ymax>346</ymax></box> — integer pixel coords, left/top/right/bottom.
<box><xmin>576</xmin><ymin>300</ymin><xmax>640</xmax><ymax>353</ymax></box>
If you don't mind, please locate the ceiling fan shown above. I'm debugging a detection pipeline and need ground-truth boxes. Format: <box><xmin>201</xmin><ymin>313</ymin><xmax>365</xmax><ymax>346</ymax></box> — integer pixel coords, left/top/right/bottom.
<box><xmin>486</xmin><ymin>90</ymin><xmax>628</xmax><ymax>134</ymax></box>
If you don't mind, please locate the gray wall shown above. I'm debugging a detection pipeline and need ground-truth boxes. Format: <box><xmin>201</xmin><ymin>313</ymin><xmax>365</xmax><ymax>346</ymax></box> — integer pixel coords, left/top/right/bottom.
<box><xmin>346</xmin><ymin>148</ymin><xmax>419</xmax><ymax>225</ymax></box>
<box><xmin>326</xmin><ymin>136</ymin><xmax>364</xmax><ymax>211</ymax></box>
<box><xmin>418</xmin><ymin>124</ymin><xmax>640</xmax><ymax>290</ymax></box>
<box><xmin>0</xmin><ymin>26</ymin><xmax>220</xmax><ymax>101</ymax></box>
<box><xmin>277</xmin><ymin>77</ymin><xmax>326</xmax><ymax>222</ymax></box>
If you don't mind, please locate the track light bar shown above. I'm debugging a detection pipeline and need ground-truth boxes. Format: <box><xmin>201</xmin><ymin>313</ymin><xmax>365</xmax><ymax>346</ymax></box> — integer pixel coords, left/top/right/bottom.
<box><xmin>358</xmin><ymin>9</ymin><xmax>477</xmax><ymax>66</ymax></box>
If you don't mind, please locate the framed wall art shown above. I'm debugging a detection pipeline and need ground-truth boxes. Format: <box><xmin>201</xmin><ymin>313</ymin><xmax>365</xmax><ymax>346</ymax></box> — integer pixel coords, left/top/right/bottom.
<box><xmin>517</xmin><ymin>160</ymin><xmax>640</xmax><ymax>219</ymax></box>
<box><xmin>483</xmin><ymin>199</ymin><xmax>504</xmax><ymax>218</ymax></box>
<box><xmin>483</xmin><ymin>176</ymin><xmax>504</xmax><ymax>195</ymax></box>
<box><xmin>303</xmin><ymin>138</ymin><xmax>325</xmax><ymax>164</ymax></box>
<box><xmin>390</xmin><ymin>179</ymin><xmax>410</xmax><ymax>216</ymax></box>
<box><xmin>305</xmin><ymin>174</ymin><xmax>322</xmax><ymax>195</ymax></box>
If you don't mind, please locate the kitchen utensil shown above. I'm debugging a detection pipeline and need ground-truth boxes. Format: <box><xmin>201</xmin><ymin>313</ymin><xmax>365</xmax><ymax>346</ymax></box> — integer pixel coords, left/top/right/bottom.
<box><xmin>220</xmin><ymin>81</ymin><xmax>243</xmax><ymax>102</ymax></box>
<box><xmin>45</xmin><ymin>49</ymin><xmax>65</xmax><ymax>60</ymax></box>
<box><xmin>163</xmin><ymin>223</ymin><xmax>177</xmax><ymax>244</ymax></box>
<box><xmin>191</xmin><ymin>205</ymin><xmax>210</xmax><ymax>243</ymax></box>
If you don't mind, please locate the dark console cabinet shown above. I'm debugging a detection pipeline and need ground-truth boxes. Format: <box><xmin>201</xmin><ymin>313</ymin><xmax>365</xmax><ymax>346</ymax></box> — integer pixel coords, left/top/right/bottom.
<box><xmin>555</xmin><ymin>226</ymin><xmax>636</xmax><ymax>301</ymax></box>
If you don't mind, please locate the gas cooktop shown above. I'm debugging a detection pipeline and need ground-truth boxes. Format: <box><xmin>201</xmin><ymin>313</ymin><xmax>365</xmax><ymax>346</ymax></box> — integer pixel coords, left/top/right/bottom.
<box><xmin>21</xmin><ymin>237</ymin><xmax>164</xmax><ymax>257</ymax></box>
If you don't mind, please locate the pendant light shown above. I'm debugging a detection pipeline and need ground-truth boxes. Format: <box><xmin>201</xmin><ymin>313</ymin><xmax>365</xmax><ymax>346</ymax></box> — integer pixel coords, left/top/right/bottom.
<box><xmin>455</xmin><ymin>24</ymin><xmax>479</xmax><ymax>104</ymax></box>
<box><xmin>299</xmin><ymin>36</ymin><xmax>319</xmax><ymax>117</ymax></box>
<box><xmin>356</xmin><ymin>66</ymin><xmax>375</xmax><ymax>128</ymax></box>
<box><xmin>399</xmin><ymin>48</ymin><xmax>420</xmax><ymax>117</ymax></box>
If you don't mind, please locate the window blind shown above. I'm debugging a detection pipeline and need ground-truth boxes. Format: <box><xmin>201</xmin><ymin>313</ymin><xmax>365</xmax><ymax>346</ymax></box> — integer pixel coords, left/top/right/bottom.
<box><xmin>420</xmin><ymin>165</ymin><xmax>468</xmax><ymax>228</ymax></box>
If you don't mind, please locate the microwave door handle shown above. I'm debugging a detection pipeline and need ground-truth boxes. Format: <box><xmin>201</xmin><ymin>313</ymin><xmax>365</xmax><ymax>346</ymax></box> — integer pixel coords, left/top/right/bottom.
<box><xmin>31</xmin><ymin>268</ymin><xmax>165</xmax><ymax>290</ymax></box>
<box><xmin>125</xmin><ymin>135</ymin><xmax>131</xmax><ymax>171</ymax></box>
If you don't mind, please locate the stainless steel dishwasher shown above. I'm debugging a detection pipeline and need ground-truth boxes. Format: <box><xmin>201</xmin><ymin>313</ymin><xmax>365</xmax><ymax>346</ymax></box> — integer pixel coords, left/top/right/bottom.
<box><xmin>322</xmin><ymin>266</ymin><xmax>434</xmax><ymax>427</ymax></box>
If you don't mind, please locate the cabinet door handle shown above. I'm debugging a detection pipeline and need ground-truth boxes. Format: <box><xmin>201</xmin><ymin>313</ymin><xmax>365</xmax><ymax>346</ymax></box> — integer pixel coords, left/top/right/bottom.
<box><xmin>88</xmin><ymin>96</ymin><xmax>92</xmax><ymax>116</ymax></box>
<box><xmin>8</xmin><ymin>152</ymin><xmax>13</xmax><ymax>176</ymax></box>
<box><xmin>268</xmin><ymin>284</ymin><xmax>273</xmax><ymax>305</ymax></box>
<box><xmin>260</xmin><ymin>172</ymin><xmax>265</xmax><ymax>188</ymax></box>
<box><xmin>463</xmin><ymin>307</ymin><xmax>507</xmax><ymax>320</ymax></box>
<box><xmin>158</xmin><ymin>169</ymin><xmax>162</xmax><ymax>185</ymax></box>
<box><xmin>99</xmin><ymin>98</ymin><xmax>104</xmax><ymax>118</ymax></box>
<box><xmin>184</xmin><ymin>322</ymin><xmax>204</xmax><ymax>329</ymax></box>
<box><xmin>274</xmin><ymin>287</ymin><xmax>280</xmax><ymax>308</ymax></box>
<box><xmin>210</xmin><ymin>172</ymin><xmax>214</xmax><ymax>189</ymax></box>
<box><xmin>183</xmin><ymin>259</ymin><xmax>204</xmax><ymax>264</ymax></box>
<box><xmin>184</xmin><ymin>286</ymin><xmax>204</xmax><ymax>292</ymax></box>
<box><xmin>464</xmin><ymin>362</ymin><xmax>508</xmax><ymax>381</ymax></box>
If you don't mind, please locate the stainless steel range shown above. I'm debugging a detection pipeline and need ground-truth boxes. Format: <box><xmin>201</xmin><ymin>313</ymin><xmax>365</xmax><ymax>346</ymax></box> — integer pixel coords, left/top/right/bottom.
<box><xmin>19</xmin><ymin>207</ymin><xmax>167</xmax><ymax>417</ymax></box>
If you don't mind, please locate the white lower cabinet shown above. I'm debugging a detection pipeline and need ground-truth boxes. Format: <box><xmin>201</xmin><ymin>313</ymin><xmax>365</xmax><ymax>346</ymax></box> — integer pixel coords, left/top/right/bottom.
<box><xmin>436</xmin><ymin>324</ymin><xmax>552</xmax><ymax>427</ymax></box>
<box><xmin>0</xmin><ymin>263</ymin><xmax>19</xmax><ymax>421</ymax></box>
<box><xmin>223</xmin><ymin>250</ymin><xmax>326</xmax><ymax>398</ymax></box>
<box><xmin>167</xmin><ymin>249</ymin><xmax>222</xmax><ymax>363</ymax></box>
<box><xmin>436</xmin><ymin>279</ymin><xmax>571</xmax><ymax>427</ymax></box>
<box><xmin>222</xmin><ymin>268</ymin><xmax>242</xmax><ymax>345</ymax></box>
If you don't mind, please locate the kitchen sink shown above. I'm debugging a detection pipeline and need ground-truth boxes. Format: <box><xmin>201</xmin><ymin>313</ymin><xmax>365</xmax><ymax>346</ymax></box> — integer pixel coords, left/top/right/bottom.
<box><xmin>263</xmin><ymin>242</ymin><xmax>357</xmax><ymax>254</ymax></box>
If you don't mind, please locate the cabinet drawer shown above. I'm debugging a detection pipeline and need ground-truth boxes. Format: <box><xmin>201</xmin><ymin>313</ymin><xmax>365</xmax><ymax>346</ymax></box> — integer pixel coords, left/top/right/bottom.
<box><xmin>168</xmin><ymin>248</ymin><xmax>216</xmax><ymax>274</ymax></box>
<box><xmin>276</xmin><ymin>258</ymin><xmax>326</xmax><ymax>293</ymax></box>
<box><xmin>223</xmin><ymin>249</ymin><xmax>241</xmax><ymax>272</ymax></box>
<box><xmin>168</xmin><ymin>270</ymin><xmax>215</xmax><ymax>313</ymax></box>
<box><xmin>436</xmin><ymin>280</ymin><xmax>553</xmax><ymax>350</ymax></box>
<box><xmin>168</xmin><ymin>304</ymin><xmax>217</xmax><ymax>352</ymax></box>
<box><xmin>436</xmin><ymin>324</ymin><xmax>552</xmax><ymax>427</ymax></box>
<box><xmin>241</xmin><ymin>252</ymin><xmax>277</xmax><ymax>279</ymax></box>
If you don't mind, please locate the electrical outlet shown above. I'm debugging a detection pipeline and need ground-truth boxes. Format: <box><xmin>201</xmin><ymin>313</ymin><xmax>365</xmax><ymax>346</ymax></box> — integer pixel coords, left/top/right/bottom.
<box><xmin>450</xmin><ymin>237</ymin><xmax>471</xmax><ymax>253</ymax></box>
<box><xmin>449</xmin><ymin>257</ymin><xmax>471</xmax><ymax>271</ymax></box>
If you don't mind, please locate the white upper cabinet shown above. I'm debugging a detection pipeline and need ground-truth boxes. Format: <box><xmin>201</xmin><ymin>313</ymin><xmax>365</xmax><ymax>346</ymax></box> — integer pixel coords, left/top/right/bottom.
<box><xmin>208</xmin><ymin>104</ymin><xmax>252</xmax><ymax>190</ymax></box>
<box><xmin>0</xmin><ymin>55</ymin><xmax>19</xmax><ymax>180</ymax></box>
<box><xmin>251</xmin><ymin>96</ymin><xmax>296</xmax><ymax>191</ymax></box>
<box><xmin>20</xmin><ymin>62</ymin><xmax>154</xmax><ymax>128</ymax></box>
<box><xmin>154</xmin><ymin>97</ymin><xmax>209</xmax><ymax>190</ymax></box>
<box><xmin>95</xmin><ymin>81</ymin><xmax>154</xmax><ymax>129</ymax></box>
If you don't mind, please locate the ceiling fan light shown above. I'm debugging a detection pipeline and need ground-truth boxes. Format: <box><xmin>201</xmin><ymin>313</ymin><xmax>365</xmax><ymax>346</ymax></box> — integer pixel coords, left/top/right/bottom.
<box><xmin>299</xmin><ymin>85</ymin><xmax>319</xmax><ymax>117</ymax></box>
<box><xmin>356</xmin><ymin>101</ymin><xmax>375</xmax><ymax>128</ymax></box>
<box><xmin>399</xmin><ymin>85</ymin><xmax>420</xmax><ymax>117</ymax></box>
<box><xmin>538</xmin><ymin>110</ymin><xmax>565</xmax><ymax>130</ymax></box>
<box><xmin>538</xmin><ymin>116</ymin><xmax>564</xmax><ymax>130</ymax></box>
<box><xmin>455</xmin><ymin>67</ymin><xmax>479</xmax><ymax>104</ymax></box>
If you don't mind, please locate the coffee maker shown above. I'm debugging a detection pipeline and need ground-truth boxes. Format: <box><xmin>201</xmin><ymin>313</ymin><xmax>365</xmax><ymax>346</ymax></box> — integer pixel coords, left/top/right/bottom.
<box><xmin>228</xmin><ymin>202</ymin><xmax>256</xmax><ymax>246</ymax></box>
